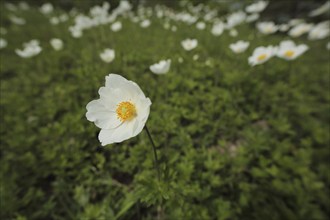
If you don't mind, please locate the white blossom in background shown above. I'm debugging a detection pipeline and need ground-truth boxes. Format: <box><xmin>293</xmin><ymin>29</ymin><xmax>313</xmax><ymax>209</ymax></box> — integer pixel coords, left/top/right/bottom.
<box><xmin>69</xmin><ymin>26</ymin><xmax>83</xmax><ymax>38</ymax></box>
<box><xmin>40</xmin><ymin>3</ymin><xmax>54</xmax><ymax>15</ymax></box>
<box><xmin>181</xmin><ymin>38</ymin><xmax>198</xmax><ymax>51</ymax></box>
<box><xmin>193</xmin><ymin>54</ymin><xmax>199</xmax><ymax>61</ymax></box>
<box><xmin>9</xmin><ymin>15</ymin><xmax>26</xmax><ymax>25</ymax></box>
<box><xmin>196</xmin><ymin>22</ymin><xmax>206</xmax><ymax>30</ymax></box>
<box><xmin>50</xmin><ymin>38</ymin><xmax>64</xmax><ymax>51</ymax></box>
<box><xmin>229</xmin><ymin>40</ymin><xmax>250</xmax><ymax>53</ymax></box>
<box><xmin>308</xmin><ymin>21</ymin><xmax>330</xmax><ymax>40</ymax></box>
<box><xmin>327</xmin><ymin>42</ymin><xmax>330</xmax><ymax>50</ymax></box>
<box><xmin>257</xmin><ymin>21</ymin><xmax>278</xmax><ymax>34</ymax></box>
<box><xmin>15</xmin><ymin>40</ymin><xmax>42</xmax><ymax>58</ymax></box>
<box><xmin>0</xmin><ymin>38</ymin><xmax>8</xmax><ymax>49</ymax></box>
<box><xmin>245</xmin><ymin>1</ymin><xmax>269</xmax><ymax>13</ymax></box>
<box><xmin>246</xmin><ymin>13</ymin><xmax>260</xmax><ymax>23</ymax></box>
<box><xmin>288</xmin><ymin>19</ymin><xmax>305</xmax><ymax>27</ymax></box>
<box><xmin>278</xmin><ymin>24</ymin><xmax>290</xmax><ymax>32</ymax></box>
<box><xmin>211</xmin><ymin>22</ymin><xmax>225</xmax><ymax>36</ymax></box>
<box><xmin>288</xmin><ymin>23</ymin><xmax>313</xmax><ymax>37</ymax></box>
<box><xmin>276</xmin><ymin>40</ymin><xmax>308</xmax><ymax>60</ymax></box>
<box><xmin>226</xmin><ymin>11</ymin><xmax>246</xmax><ymax>29</ymax></box>
<box><xmin>149</xmin><ymin>59</ymin><xmax>171</xmax><ymax>74</ymax></box>
<box><xmin>171</xmin><ymin>26</ymin><xmax>177</xmax><ymax>32</ymax></box>
<box><xmin>86</xmin><ymin>74</ymin><xmax>152</xmax><ymax>145</ymax></box>
<box><xmin>229</xmin><ymin>29</ymin><xmax>238</xmax><ymax>37</ymax></box>
<box><xmin>111</xmin><ymin>21</ymin><xmax>122</xmax><ymax>32</ymax></box>
<box><xmin>59</xmin><ymin>14</ymin><xmax>69</xmax><ymax>22</ymax></box>
<box><xmin>5</xmin><ymin>3</ymin><xmax>17</xmax><ymax>11</ymax></box>
<box><xmin>50</xmin><ymin>17</ymin><xmax>60</xmax><ymax>25</ymax></box>
<box><xmin>248</xmin><ymin>46</ymin><xmax>277</xmax><ymax>66</ymax></box>
<box><xmin>309</xmin><ymin>1</ymin><xmax>330</xmax><ymax>17</ymax></box>
<box><xmin>100</xmin><ymin>49</ymin><xmax>115</xmax><ymax>63</ymax></box>
<box><xmin>140</xmin><ymin>19</ymin><xmax>151</xmax><ymax>28</ymax></box>
<box><xmin>178</xmin><ymin>57</ymin><xmax>184</xmax><ymax>63</ymax></box>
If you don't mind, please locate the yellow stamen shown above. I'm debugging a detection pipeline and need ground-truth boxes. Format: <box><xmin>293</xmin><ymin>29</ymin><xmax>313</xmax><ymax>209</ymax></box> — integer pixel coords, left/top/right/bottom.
<box><xmin>116</xmin><ymin>101</ymin><xmax>136</xmax><ymax>122</ymax></box>
<box><xmin>284</xmin><ymin>50</ymin><xmax>294</xmax><ymax>58</ymax></box>
<box><xmin>257</xmin><ymin>54</ymin><xmax>267</xmax><ymax>61</ymax></box>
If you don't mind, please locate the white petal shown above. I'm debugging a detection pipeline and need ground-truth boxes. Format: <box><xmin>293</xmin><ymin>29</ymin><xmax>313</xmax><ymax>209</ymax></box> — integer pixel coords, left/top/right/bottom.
<box><xmin>98</xmin><ymin>121</ymin><xmax>136</xmax><ymax>145</ymax></box>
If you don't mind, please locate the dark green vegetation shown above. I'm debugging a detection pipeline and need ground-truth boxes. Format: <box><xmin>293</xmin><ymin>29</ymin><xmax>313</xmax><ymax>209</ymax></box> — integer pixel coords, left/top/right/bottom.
<box><xmin>1</xmin><ymin>2</ymin><xmax>329</xmax><ymax>220</ymax></box>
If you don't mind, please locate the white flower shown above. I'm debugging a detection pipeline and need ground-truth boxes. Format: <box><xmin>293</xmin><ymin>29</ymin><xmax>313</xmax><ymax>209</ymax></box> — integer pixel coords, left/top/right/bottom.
<box><xmin>69</xmin><ymin>26</ymin><xmax>83</xmax><ymax>38</ymax></box>
<box><xmin>278</xmin><ymin>24</ymin><xmax>290</xmax><ymax>32</ymax></box>
<box><xmin>309</xmin><ymin>1</ymin><xmax>330</xmax><ymax>17</ymax></box>
<box><xmin>40</xmin><ymin>3</ymin><xmax>53</xmax><ymax>14</ymax></box>
<box><xmin>288</xmin><ymin>19</ymin><xmax>305</xmax><ymax>27</ymax></box>
<box><xmin>226</xmin><ymin>11</ymin><xmax>246</xmax><ymax>29</ymax></box>
<box><xmin>229</xmin><ymin>29</ymin><xmax>238</xmax><ymax>37</ymax></box>
<box><xmin>288</xmin><ymin>23</ymin><xmax>313</xmax><ymax>37</ymax></box>
<box><xmin>248</xmin><ymin>46</ymin><xmax>277</xmax><ymax>66</ymax></box>
<box><xmin>50</xmin><ymin>17</ymin><xmax>60</xmax><ymax>25</ymax></box>
<box><xmin>181</xmin><ymin>38</ymin><xmax>198</xmax><ymax>51</ymax></box>
<box><xmin>276</xmin><ymin>40</ymin><xmax>308</xmax><ymax>60</ymax></box>
<box><xmin>171</xmin><ymin>26</ymin><xmax>177</xmax><ymax>32</ymax></box>
<box><xmin>229</xmin><ymin>40</ymin><xmax>250</xmax><ymax>53</ymax></box>
<box><xmin>86</xmin><ymin>74</ymin><xmax>152</xmax><ymax>145</ymax></box>
<box><xmin>0</xmin><ymin>38</ymin><xmax>7</xmax><ymax>49</ymax></box>
<box><xmin>308</xmin><ymin>21</ymin><xmax>330</xmax><ymax>40</ymax></box>
<box><xmin>50</xmin><ymin>38</ymin><xmax>63</xmax><ymax>51</ymax></box>
<box><xmin>193</xmin><ymin>54</ymin><xmax>199</xmax><ymax>61</ymax></box>
<box><xmin>111</xmin><ymin>21</ymin><xmax>122</xmax><ymax>32</ymax></box>
<box><xmin>327</xmin><ymin>42</ymin><xmax>330</xmax><ymax>50</ymax></box>
<box><xmin>15</xmin><ymin>40</ymin><xmax>42</xmax><ymax>58</ymax></box>
<box><xmin>5</xmin><ymin>3</ymin><xmax>17</xmax><ymax>11</ymax></box>
<box><xmin>140</xmin><ymin>19</ymin><xmax>151</xmax><ymax>28</ymax></box>
<box><xmin>246</xmin><ymin>1</ymin><xmax>268</xmax><ymax>13</ymax></box>
<box><xmin>9</xmin><ymin>15</ymin><xmax>26</xmax><ymax>25</ymax></box>
<box><xmin>246</xmin><ymin>13</ymin><xmax>260</xmax><ymax>23</ymax></box>
<box><xmin>149</xmin><ymin>59</ymin><xmax>171</xmax><ymax>74</ymax></box>
<box><xmin>178</xmin><ymin>57</ymin><xmax>184</xmax><ymax>63</ymax></box>
<box><xmin>211</xmin><ymin>22</ymin><xmax>224</xmax><ymax>36</ymax></box>
<box><xmin>257</xmin><ymin>21</ymin><xmax>278</xmax><ymax>34</ymax></box>
<box><xmin>100</xmin><ymin>49</ymin><xmax>115</xmax><ymax>63</ymax></box>
<box><xmin>59</xmin><ymin>14</ymin><xmax>69</xmax><ymax>22</ymax></box>
<box><xmin>196</xmin><ymin>22</ymin><xmax>206</xmax><ymax>30</ymax></box>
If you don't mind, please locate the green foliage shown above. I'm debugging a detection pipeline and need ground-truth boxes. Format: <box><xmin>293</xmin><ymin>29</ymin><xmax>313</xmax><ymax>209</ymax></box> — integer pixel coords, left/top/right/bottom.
<box><xmin>1</xmin><ymin>2</ymin><xmax>329</xmax><ymax>220</ymax></box>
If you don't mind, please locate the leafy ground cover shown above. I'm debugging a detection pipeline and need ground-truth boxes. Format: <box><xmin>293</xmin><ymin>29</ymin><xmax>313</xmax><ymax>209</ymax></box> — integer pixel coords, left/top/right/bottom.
<box><xmin>0</xmin><ymin>1</ymin><xmax>329</xmax><ymax>220</ymax></box>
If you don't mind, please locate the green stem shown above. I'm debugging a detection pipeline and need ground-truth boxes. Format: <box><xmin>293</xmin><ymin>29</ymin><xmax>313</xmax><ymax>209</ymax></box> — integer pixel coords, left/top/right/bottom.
<box><xmin>145</xmin><ymin>125</ymin><xmax>160</xmax><ymax>180</ymax></box>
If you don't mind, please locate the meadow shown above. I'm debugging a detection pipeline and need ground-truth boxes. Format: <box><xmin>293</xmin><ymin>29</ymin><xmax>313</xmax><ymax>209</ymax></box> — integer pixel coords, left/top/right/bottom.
<box><xmin>0</xmin><ymin>1</ymin><xmax>329</xmax><ymax>219</ymax></box>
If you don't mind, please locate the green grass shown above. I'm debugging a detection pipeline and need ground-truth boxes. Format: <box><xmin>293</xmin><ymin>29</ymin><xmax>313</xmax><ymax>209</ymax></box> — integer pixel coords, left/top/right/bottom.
<box><xmin>0</xmin><ymin>3</ymin><xmax>329</xmax><ymax>220</ymax></box>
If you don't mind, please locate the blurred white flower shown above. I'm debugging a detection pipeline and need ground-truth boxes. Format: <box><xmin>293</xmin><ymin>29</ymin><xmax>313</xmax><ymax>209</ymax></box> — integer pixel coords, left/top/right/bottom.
<box><xmin>69</xmin><ymin>26</ymin><xmax>83</xmax><ymax>38</ymax></box>
<box><xmin>288</xmin><ymin>23</ymin><xmax>313</xmax><ymax>37</ymax></box>
<box><xmin>50</xmin><ymin>38</ymin><xmax>63</xmax><ymax>51</ymax></box>
<box><xmin>196</xmin><ymin>21</ymin><xmax>206</xmax><ymax>30</ymax></box>
<box><xmin>0</xmin><ymin>27</ymin><xmax>7</xmax><ymax>35</ymax></box>
<box><xmin>59</xmin><ymin>14</ymin><xmax>69</xmax><ymax>22</ymax></box>
<box><xmin>5</xmin><ymin>3</ymin><xmax>17</xmax><ymax>11</ymax></box>
<box><xmin>278</xmin><ymin>24</ymin><xmax>290</xmax><ymax>32</ymax></box>
<box><xmin>163</xmin><ymin>22</ymin><xmax>170</xmax><ymax>30</ymax></box>
<box><xmin>257</xmin><ymin>21</ymin><xmax>278</xmax><ymax>34</ymax></box>
<box><xmin>229</xmin><ymin>40</ymin><xmax>250</xmax><ymax>53</ymax></box>
<box><xmin>309</xmin><ymin>1</ymin><xmax>330</xmax><ymax>17</ymax></box>
<box><xmin>288</xmin><ymin>19</ymin><xmax>305</xmax><ymax>27</ymax></box>
<box><xmin>276</xmin><ymin>40</ymin><xmax>308</xmax><ymax>60</ymax></box>
<box><xmin>229</xmin><ymin>29</ymin><xmax>238</xmax><ymax>37</ymax></box>
<box><xmin>181</xmin><ymin>38</ymin><xmax>198</xmax><ymax>51</ymax></box>
<box><xmin>0</xmin><ymin>38</ymin><xmax>7</xmax><ymax>49</ymax></box>
<box><xmin>140</xmin><ymin>19</ymin><xmax>151</xmax><ymax>28</ymax></box>
<box><xmin>246</xmin><ymin>13</ymin><xmax>260</xmax><ymax>23</ymax></box>
<box><xmin>86</xmin><ymin>74</ymin><xmax>152</xmax><ymax>145</ymax></box>
<box><xmin>50</xmin><ymin>17</ymin><xmax>60</xmax><ymax>25</ymax></box>
<box><xmin>178</xmin><ymin>57</ymin><xmax>184</xmax><ymax>63</ymax></box>
<box><xmin>248</xmin><ymin>46</ymin><xmax>276</xmax><ymax>66</ymax></box>
<box><xmin>100</xmin><ymin>49</ymin><xmax>115</xmax><ymax>63</ymax></box>
<box><xmin>9</xmin><ymin>15</ymin><xmax>26</xmax><ymax>25</ymax></box>
<box><xmin>193</xmin><ymin>54</ymin><xmax>199</xmax><ymax>61</ymax></box>
<box><xmin>171</xmin><ymin>26</ymin><xmax>177</xmax><ymax>32</ymax></box>
<box><xmin>226</xmin><ymin>11</ymin><xmax>246</xmax><ymax>29</ymax></box>
<box><xmin>111</xmin><ymin>21</ymin><xmax>122</xmax><ymax>32</ymax></box>
<box><xmin>327</xmin><ymin>42</ymin><xmax>330</xmax><ymax>50</ymax></box>
<box><xmin>149</xmin><ymin>59</ymin><xmax>171</xmax><ymax>74</ymax></box>
<box><xmin>211</xmin><ymin>22</ymin><xmax>224</xmax><ymax>36</ymax></box>
<box><xmin>308</xmin><ymin>21</ymin><xmax>330</xmax><ymax>40</ymax></box>
<box><xmin>246</xmin><ymin>1</ymin><xmax>268</xmax><ymax>13</ymax></box>
<box><xmin>40</xmin><ymin>3</ymin><xmax>53</xmax><ymax>15</ymax></box>
<box><xmin>15</xmin><ymin>40</ymin><xmax>42</xmax><ymax>58</ymax></box>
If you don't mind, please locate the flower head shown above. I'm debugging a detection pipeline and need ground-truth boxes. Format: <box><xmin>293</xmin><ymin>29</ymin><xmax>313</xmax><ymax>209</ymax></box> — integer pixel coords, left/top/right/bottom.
<box><xmin>257</xmin><ymin>21</ymin><xmax>278</xmax><ymax>34</ymax></box>
<box><xmin>111</xmin><ymin>21</ymin><xmax>122</xmax><ymax>32</ymax></box>
<box><xmin>150</xmin><ymin>59</ymin><xmax>171</xmax><ymax>74</ymax></box>
<box><xmin>86</xmin><ymin>74</ymin><xmax>152</xmax><ymax>145</ymax></box>
<box><xmin>181</xmin><ymin>38</ymin><xmax>198</xmax><ymax>51</ymax></box>
<box><xmin>288</xmin><ymin>23</ymin><xmax>313</xmax><ymax>37</ymax></box>
<box><xmin>100</xmin><ymin>49</ymin><xmax>115</xmax><ymax>63</ymax></box>
<box><xmin>246</xmin><ymin>1</ymin><xmax>268</xmax><ymax>13</ymax></box>
<box><xmin>308</xmin><ymin>21</ymin><xmax>330</xmax><ymax>40</ymax></box>
<box><xmin>15</xmin><ymin>40</ymin><xmax>42</xmax><ymax>58</ymax></box>
<box><xmin>211</xmin><ymin>22</ymin><xmax>224</xmax><ymax>36</ymax></box>
<box><xmin>0</xmin><ymin>38</ymin><xmax>7</xmax><ymax>49</ymax></box>
<box><xmin>248</xmin><ymin>46</ymin><xmax>277</xmax><ymax>66</ymax></box>
<box><xmin>276</xmin><ymin>40</ymin><xmax>308</xmax><ymax>60</ymax></box>
<box><xmin>229</xmin><ymin>40</ymin><xmax>250</xmax><ymax>53</ymax></box>
<box><xmin>50</xmin><ymin>38</ymin><xmax>63</xmax><ymax>51</ymax></box>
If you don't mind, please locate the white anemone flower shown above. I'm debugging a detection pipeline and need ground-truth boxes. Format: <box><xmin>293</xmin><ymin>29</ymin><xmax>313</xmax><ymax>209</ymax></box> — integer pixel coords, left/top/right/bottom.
<box><xmin>196</xmin><ymin>22</ymin><xmax>206</xmax><ymax>30</ymax></box>
<box><xmin>140</xmin><ymin>19</ymin><xmax>151</xmax><ymax>28</ymax></box>
<box><xmin>276</xmin><ymin>40</ymin><xmax>308</xmax><ymax>60</ymax></box>
<box><xmin>149</xmin><ymin>59</ymin><xmax>171</xmax><ymax>74</ymax></box>
<box><xmin>181</xmin><ymin>38</ymin><xmax>198</xmax><ymax>51</ymax></box>
<box><xmin>257</xmin><ymin>21</ymin><xmax>278</xmax><ymax>34</ymax></box>
<box><xmin>9</xmin><ymin>15</ymin><xmax>26</xmax><ymax>25</ymax></box>
<box><xmin>229</xmin><ymin>29</ymin><xmax>238</xmax><ymax>37</ymax></box>
<box><xmin>229</xmin><ymin>40</ymin><xmax>250</xmax><ymax>53</ymax></box>
<box><xmin>40</xmin><ymin>3</ymin><xmax>53</xmax><ymax>14</ymax></box>
<box><xmin>309</xmin><ymin>1</ymin><xmax>330</xmax><ymax>17</ymax></box>
<box><xmin>248</xmin><ymin>46</ymin><xmax>277</xmax><ymax>66</ymax></box>
<box><xmin>86</xmin><ymin>74</ymin><xmax>152</xmax><ymax>145</ymax></box>
<box><xmin>111</xmin><ymin>21</ymin><xmax>122</xmax><ymax>32</ymax></box>
<box><xmin>278</xmin><ymin>24</ymin><xmax>290</xmax><ymax>32</ymax></box>
<box><xmin>288</xmin><ymin>19</ymin><xmax>305</xmax><ymax>27</ymax></box>
<box><xmin>100</xmin><ymin>49</ymin><xmax>115</xmax><ymax>63</ymax></box>
<box><xmin>0</xmin><ymin>38</ymin><xmax>7</xmax><ymax>49</ymax></box>
<box><xmin>171</xmin><ymin>26</ymin><xmax>177</xmax><ymax>32</ymax></box>
<box><xmin>288</xmin><ymin>23</ymin><xmax>313</xmax><ymax>37</ymax></box>
<box><xmin>50</xmin><ymin>38</ymin><xmax>63</xmax><ymax>51</ymax></box>
<box><xmin>50</xmin><ymin>17</ymin><xmax>60</xmax><ymax>25</ymax></box>
<box><xmin>246</xmin><ymin>1</ymin><xmax>268</xmax><ymax>13</ymax></box>
<box><xmin>15</xmin><ymin>40</ymin><xmax>42</xmax><ymax>58</ymax></box>
<box><xmin>246</xmin><ymin>13</ymin><xmax>260</xmax><ymax>23</ymax></box>
<box><xmin>326</xmin><ymin>42</ymin><xmax>330</xmax><ymax>50</ymax></box>
<box><xmin>226</xmin><ymin>11</ymin><xmax>246</xmax><ymax>29</ymax></box>
<box><xmin>308</xmin><ymin>21</ymin><xmax>330</xmax><ymax>40</ymax></box>
<box><xmin>211</xmin><ymin>22</ymin><xmax>224</xmax><ymax>36</ymax></box>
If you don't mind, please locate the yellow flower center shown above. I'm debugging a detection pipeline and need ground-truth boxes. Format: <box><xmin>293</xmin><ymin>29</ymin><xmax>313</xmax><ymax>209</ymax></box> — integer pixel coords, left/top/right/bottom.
<box><xmin>284</xmin><ymin>50</ymin><xmax>295</xmax><ymax>58</ymax></box>
<box><xmin>257</xmin><ymin>54</ymin><xmax>267</xmax><ymax>61</ymax></box>
<box><xmin>116</xmin><ymin>101</ymin><xmax>136</xmax><ymax>122</ymax></box>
